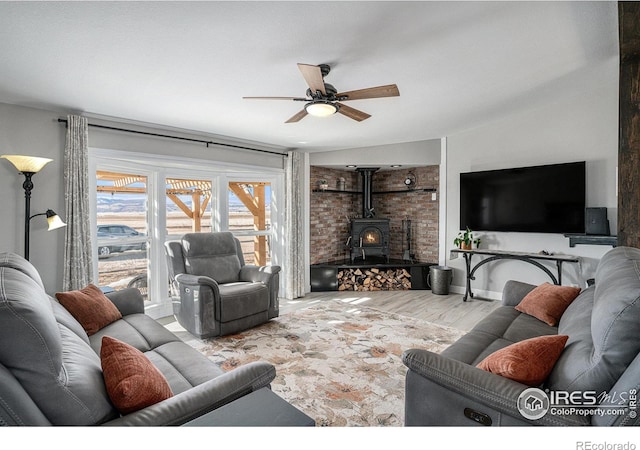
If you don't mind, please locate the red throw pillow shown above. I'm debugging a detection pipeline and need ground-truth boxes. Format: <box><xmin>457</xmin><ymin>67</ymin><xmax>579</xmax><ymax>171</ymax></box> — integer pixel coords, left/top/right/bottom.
<box><xmin>100</xmin><ymin>336</ymin><xmax>174</xmax><ymax>414</ymax></box>
<box><xmin>56</xmin><ymin>284</ymin><xmax>122</xmax><ymax>335</ymax></box>
<box><xmin>515</xmin><ymin>283</ymin><xmax>581</xmax><ymax>326</ymax></box>
<box><xmin>476</xmin><ymin>335</ymin><xmax>569</xmax><ymax>386</ymax></box>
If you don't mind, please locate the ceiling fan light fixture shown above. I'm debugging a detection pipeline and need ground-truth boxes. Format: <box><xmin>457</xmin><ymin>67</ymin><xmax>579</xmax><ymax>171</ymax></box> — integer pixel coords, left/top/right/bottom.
<box><xmin>305</xmin><ymin>101</ymin><xmax>338</xmax><ymax>117</ymax></box>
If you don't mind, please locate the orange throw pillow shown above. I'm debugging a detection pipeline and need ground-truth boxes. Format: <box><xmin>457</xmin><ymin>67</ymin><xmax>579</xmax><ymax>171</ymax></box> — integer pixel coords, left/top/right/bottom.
<box><xmin>515</xmin><ymin>283</ymin><xmax>581</xmax><ymax>326</ymax></box>
<box><xmin>56</xmin><ymin>284</ymin><xmax>122</xmax><ymax>335</ymax></box>
<box><xmin>476</xmin><ymin>335</ymin><xmax>569</xmax><ymax>386</ymax></box>
<box><xmin>100</xmin><ymin>336</ymin><xmax>174</xmax><ymax>414</ymax></box>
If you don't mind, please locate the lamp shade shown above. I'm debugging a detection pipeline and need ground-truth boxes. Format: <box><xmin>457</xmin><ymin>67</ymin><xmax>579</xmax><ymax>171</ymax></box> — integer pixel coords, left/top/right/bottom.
<box><xmin>305</xmin><ymin>101</ymin><xmax>338</xmax><ymax>117</ymax></box>
<box><xmin>1</xmin><ymin>155</ymin><xmax>53</xmax><ymax>173</ymax></box>
<box><xmin>45</xmin><ymin>210</ymin><xmax>67</xmax><ymax>231</ymax></box>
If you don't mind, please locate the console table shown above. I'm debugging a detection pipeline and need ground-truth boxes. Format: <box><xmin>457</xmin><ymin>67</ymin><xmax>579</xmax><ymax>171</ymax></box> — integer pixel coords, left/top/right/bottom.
<box><xmin>450</xmin><ymin>249</ymin><xmax>580</xmax><ymax>301</ymax></box>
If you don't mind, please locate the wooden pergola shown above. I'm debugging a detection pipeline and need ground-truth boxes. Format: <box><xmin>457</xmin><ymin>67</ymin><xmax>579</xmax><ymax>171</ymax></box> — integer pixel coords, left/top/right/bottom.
<box><xmin>96</xmin><ymin>171</ymin><xmax>269</xmax><ymax>264</ymax></box>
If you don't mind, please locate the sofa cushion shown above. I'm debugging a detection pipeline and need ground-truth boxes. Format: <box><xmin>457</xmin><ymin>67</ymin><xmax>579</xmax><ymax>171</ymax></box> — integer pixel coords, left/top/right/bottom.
<box><xmin>548</xmin><ymin>247</ymin><xmax>640</xmax><ymax>394</ymax></box>
<box><xmin>476</xmin><ymin>335</ymin><xmax>569</xmax><ymax>386</ymax></box>
<box><xmin>89</xmin><ymin>314</ymin><xmax>224</xmax><ymax>394</ymax></box>
<box><xmin>0</xmin><ymin>267</ymin><xmax>117</xmax><ymax>425</ymax></box>
<box><xmin>101</xmin><ymin>336</ymin><xmax>173</xmax><ymax>414</ymax></box>
<box><xmin>88</xmin><ymin>313</ymin><xmax>182</xmax><ymax>355</ymax></box>
<box><xmin>182</xmin><ymin>232</ymin><xmax>242</xmax><ymax>284</ymax></box>
<box><xmin>442</xmin><ymin>306</ymin><xmax>557</xmax><ymax>365</ymax></box>
<box><xmin>144</xmin><ymin>341</ymin><xmax>225</xmax><ymax>393</ymax></box>
<box><xmin>55</xmin><ymin>284</ymin><xmax>122</xmax><ymax>336</ymax></box>
<box><xmin>515</xmin><ymin>282</ymin><xmax>581</xmax><ymax>326</ymax></box>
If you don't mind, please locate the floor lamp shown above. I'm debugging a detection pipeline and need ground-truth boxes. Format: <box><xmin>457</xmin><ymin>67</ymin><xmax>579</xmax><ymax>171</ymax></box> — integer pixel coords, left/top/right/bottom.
<box><xmin>1</xmin><ymin>154</ymin><xmax>67</xmax><ymax>260</ymax></box>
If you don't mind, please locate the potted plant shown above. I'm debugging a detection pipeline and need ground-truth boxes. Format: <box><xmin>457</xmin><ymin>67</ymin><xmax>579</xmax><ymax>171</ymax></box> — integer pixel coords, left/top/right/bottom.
<box><xmin>454</xmin><ymin>227</ymin><xmax>481</xmax><ymax>250</ymax></box>
<box><xmin>317</xmin><ymin>179</ymin><xmax>329</xmax><ymax>191</ymax></box>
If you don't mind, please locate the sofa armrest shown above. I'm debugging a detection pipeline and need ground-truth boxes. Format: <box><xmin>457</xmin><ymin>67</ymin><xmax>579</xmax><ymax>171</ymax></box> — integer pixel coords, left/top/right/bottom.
<box><xmin>501</xmin><ymin>280</ymin><xmax>537</xmax><ymax>307</ymax></box>
<box><xmin>402</xmin><ymin>348</ymin><xmax>588</xmax><ymax>426</ymax></box>
<box><xmin>105</xmin><ymin>288</ymin><xmax>145</xmax><ymax>316</ymax></box>
<box><xmin>102</xmin><ymin>361</ymin><xmax>276</xmax><ymax>426</ymax></box>
<box><xmin>240</xmin><ymin>265</ymin><xmax>281</xmax><ymax>284</ymax></box>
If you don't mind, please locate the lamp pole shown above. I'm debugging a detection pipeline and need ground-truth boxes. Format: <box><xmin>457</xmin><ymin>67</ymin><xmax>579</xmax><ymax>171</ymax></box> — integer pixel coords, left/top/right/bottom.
<box><xmin>22</xmin><ymin>171</ymin><xmax>35</xmax><ymax>261</ymax></box>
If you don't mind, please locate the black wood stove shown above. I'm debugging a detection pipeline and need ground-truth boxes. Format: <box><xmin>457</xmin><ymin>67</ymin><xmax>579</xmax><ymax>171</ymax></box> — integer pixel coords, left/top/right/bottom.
<box><xmin>349</xmin><ymin>168</ymin><xmax>390</xmax><ymax>262</ymax></box>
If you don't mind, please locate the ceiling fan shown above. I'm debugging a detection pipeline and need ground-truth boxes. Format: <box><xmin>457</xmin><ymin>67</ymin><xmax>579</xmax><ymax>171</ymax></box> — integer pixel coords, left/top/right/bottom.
<box><xmin>243</xmin><ymin>63</ymin><xmax>400</xmax><ymax>123</ymax></box>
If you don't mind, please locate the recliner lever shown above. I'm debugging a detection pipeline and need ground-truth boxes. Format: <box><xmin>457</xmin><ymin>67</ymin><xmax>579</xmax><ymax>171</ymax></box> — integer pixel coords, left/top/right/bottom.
<box><xmin>464</xmin><ymin>407</ymin><xmax>492</xmax><ymax>426</ymax></box>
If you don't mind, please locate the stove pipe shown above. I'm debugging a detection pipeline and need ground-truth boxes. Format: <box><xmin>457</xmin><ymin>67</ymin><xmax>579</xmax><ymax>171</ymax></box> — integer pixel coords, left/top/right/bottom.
<box><xmin>357</xmin><ymin>167</ymin><xmax>379</xmax><ymax>218</ymax></box>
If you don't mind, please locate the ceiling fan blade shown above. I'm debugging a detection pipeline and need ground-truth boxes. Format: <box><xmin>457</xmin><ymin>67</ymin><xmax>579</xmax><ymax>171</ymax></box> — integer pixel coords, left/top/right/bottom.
<box><xmin>336</xmin><ymin>103</ymin><xmax>371</xmax><ymax>122</ymax></box>
<box><xmin>337</xmin><ymin>84</ymin><xmax>400</xmax><ymax>101</ymax></box>
<box><xmin>243</xmin><ymin>96</ymin><xmax>307</xmax><ymax>101</ymax></box>
<box><xmin>297</xmin><ymin>63</ymin><xmax>326</xmax><ymax>95</ymax></box>
<box><xmin>285</xmin><ymin>109</ymin><xmax>308</xmax><ymax>123</ymax></box>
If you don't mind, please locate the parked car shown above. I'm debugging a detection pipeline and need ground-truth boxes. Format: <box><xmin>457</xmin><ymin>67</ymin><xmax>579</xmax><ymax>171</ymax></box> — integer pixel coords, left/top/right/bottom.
<box><xmin>97</xmin><ymin>224</ymin><xmax>147</xmax><ymax>257</ymax></box>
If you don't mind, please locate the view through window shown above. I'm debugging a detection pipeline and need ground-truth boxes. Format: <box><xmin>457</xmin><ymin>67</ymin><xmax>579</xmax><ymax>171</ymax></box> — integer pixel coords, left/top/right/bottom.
<box><xmin>96</xmin><ymin>171</ymin><xmax>149</xmax><ymax>299</ymax></box>
<box><xmin>228</xmin><ymin>181</ymin><xmax>272</xmax><ymax>265</ymax></box>
<box><xmin>165</xmin><ymin>177</ymin><xmax>213</xmax><ymax>237</ymax></box>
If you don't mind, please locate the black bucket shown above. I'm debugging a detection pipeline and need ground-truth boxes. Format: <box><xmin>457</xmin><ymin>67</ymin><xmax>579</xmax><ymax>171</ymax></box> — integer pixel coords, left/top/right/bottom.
<box><xmin>428</xmin><ymin>265</ymin><xmax>453</xmax><ymax>295</ymax></box>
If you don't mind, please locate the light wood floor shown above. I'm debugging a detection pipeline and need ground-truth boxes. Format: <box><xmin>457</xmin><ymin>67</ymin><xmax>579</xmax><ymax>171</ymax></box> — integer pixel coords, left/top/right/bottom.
<box><xmin>280</xmin><ymin>290</ymin><xmax>501</xmax><ymax>332</ymax></box>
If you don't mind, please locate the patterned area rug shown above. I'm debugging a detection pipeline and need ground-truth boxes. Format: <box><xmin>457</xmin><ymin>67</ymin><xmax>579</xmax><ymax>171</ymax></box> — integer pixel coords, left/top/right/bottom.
<box><xmin>187</xmin><ymin>299</ymin><xmax>465</xmax><ymax>426</ymax></box>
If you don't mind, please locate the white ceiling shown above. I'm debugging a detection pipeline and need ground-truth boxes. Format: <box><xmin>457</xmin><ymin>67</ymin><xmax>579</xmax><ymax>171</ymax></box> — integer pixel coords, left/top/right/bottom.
<box><xmin>0</xmin><ymin>1</ymin><xmax>619</xmax><ymax>153</ymax></box>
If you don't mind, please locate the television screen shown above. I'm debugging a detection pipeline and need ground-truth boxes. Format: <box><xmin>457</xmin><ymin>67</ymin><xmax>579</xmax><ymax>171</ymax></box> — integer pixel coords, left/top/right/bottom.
<box><xmin>460</xmin><ymin>161</ymin><xmax>585</xmax><ymax>234</ymax></box>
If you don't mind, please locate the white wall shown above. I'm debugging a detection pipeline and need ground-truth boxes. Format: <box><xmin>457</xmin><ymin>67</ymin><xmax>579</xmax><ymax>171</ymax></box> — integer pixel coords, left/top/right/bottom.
<box><xmin>87</xmin><ymin>115</ymin><xmax>285</xmax><ymax>170</ymax></box>
<box><xmin>444</xmin><ymin>57</ymin><xmax>619</xmax><ymax>299</ymax></box>
<box><xmin>0</xmin><ymin>104</ymin><xmax>66</xmax><ymax>291</ymax></box>
<box><xmin>0</xmin><ymin>103</ymin><xmax>285</xmax><ymax>292</ymax></box>
<box><xmin>309</xmin><ymin>140</ymin><xmax>441</xmax><ymax>167</ymax></box>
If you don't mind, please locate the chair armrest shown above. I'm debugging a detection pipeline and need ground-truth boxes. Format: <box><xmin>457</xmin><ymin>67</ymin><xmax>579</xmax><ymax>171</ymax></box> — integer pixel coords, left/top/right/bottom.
<box><xmin>501</xmin><ymin>280</ymin><xmax>537</xmax><ymax>307</ymax></box>
<box><xmin>173</xmin><ymin>274</ymin><xmax>222</xmax><ymax>335</ymax></box>
<box><xmin>102</xmin><ymin>361</ymin><xmax>276</xmax><ymax>426</ymax></box>
<box><xmin>240</xmin><ymin>265</ymin><xmax>281</xmax><ymax>284</ymax></box>
<box><xmin>175</xmin><ymin>274</ymin><xmax>220</xmax><ymax>293</ymax></box>
<box><xmin>402</xmin><ymin>348</ymin><xmax>588</xmax><ymax>426</ymax></box>
<box><xmin>105</xmin><ymin>288</ymin><xmax>145</xmax><ymax>316</ymax></box>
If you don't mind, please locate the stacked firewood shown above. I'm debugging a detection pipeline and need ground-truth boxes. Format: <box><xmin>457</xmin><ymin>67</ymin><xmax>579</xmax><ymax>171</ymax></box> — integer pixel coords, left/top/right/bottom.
<box><xmin>337</xmin><ymin>267</ymin><xmax>411</xmax><ymax>291</ymax></box>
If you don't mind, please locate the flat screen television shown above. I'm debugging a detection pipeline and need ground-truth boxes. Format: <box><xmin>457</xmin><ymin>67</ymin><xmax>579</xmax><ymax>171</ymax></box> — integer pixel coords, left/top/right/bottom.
<box><xmin>460</xmin><ymin>161</ymin><xmax>586</xmax><ymax>234</ymax></box>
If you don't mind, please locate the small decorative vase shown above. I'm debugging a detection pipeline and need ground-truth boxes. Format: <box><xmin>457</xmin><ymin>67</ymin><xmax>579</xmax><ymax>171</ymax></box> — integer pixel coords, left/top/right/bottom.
<box><xmin>460</xmin><ymin>242</ymin><xmax>472</xmax><ymax>250</ymax></box>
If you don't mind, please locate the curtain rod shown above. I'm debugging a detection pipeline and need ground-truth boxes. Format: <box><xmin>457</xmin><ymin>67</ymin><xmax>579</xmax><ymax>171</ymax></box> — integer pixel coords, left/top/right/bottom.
<box><xmin>57</xmin><ymin>118</ymin><xmax>288</xmax><ymax>157</ymax></box>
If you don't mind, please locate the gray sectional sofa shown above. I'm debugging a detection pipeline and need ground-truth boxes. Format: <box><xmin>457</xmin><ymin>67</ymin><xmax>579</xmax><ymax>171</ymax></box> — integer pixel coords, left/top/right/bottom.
<box><xmin>403</xmin><ymin>246</ymin><xmax>640</xmax><ymax>426</ymax></box>
<box><xmin>0</xmin><ymin>252</ymin><xmax>276</xmax><ymax>426</ymax></box>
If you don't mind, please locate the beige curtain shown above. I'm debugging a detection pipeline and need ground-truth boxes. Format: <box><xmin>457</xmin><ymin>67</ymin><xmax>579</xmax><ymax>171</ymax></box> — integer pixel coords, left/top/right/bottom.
<box><xmin>284</xmin><ymin>150</ymin><xmax>305</xmax><ymax>299</ymax></box>
<box><xmin>62</xmin><ymin>115</ymin><xmax>93</xmax><ymax>291</ymax></box>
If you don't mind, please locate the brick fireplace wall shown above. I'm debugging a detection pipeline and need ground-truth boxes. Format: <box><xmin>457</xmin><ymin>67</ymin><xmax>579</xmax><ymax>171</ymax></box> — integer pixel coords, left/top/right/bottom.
<box><xmin>310</xmin><ymin>166</ymin><xmax>439</xmax><ymax>264</ymax></box>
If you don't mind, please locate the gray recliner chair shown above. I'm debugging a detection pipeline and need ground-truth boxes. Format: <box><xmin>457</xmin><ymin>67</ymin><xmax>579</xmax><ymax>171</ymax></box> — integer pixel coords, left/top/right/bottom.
<box><xmin>164</xmin><ymin>232</ymin><xmax>281</xmax><ymax>339</ymax></box>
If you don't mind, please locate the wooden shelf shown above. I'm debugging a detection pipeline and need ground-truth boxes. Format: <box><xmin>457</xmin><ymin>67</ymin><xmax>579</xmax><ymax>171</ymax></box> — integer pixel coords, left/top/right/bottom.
<box><xmin>311</xmin><ymin>188</ymin><xmax>436</xmax><ymax>194</ymax></box>
<box><xmin>564</xmin><ymin>234</ymin><xmax>618</xmax><ymax>247</ymax></box>
<box><xmin>312</xmin><ymin>189</ymin><xmax>361</xmax><ymax>194</ymax></box>
<box><xmin>373</xmin><ymin>188</ymin><xmax>437</xmax><ymax>194</ymax></box>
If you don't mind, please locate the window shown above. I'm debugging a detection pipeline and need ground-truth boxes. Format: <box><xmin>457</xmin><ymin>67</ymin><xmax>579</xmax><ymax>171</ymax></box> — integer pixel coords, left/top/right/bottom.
<box><xmin>228</xmin><ymin>181</ymin><xmax>272</xmax><ymax>265</ymax></box>
<box><xmin>95</xmin><ymin>171</ymin><xmax>150</xmax><ymax>301</ymax></box>
<box><xmin>91</xmin><ymin>149</ymin><xmax>284</xmax><ymax>320</ymax></box>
